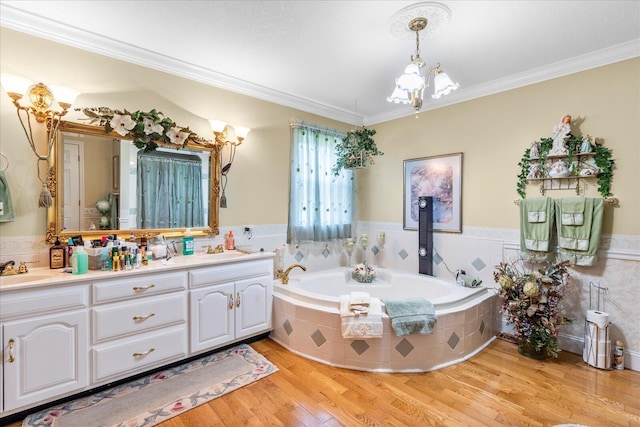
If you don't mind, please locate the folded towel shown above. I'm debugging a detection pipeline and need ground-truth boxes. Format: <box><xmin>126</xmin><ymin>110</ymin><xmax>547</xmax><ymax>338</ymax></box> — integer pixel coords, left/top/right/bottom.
<box><xmin>559</xmin><ymin>196</ymin><xmax>585</xmax><ymax>225</ymax></box>
<box><xmin>340</xmin><ymin>295</ymin><xmax>383</xmax><ymax>339</ymax></box>
<box><xmin>519</xmin><ymin>197</ymin><xmax>555</xmax><ymax>263</ymax></box>
<box><xmin>382</xmin><ymin>298</ymin><xmax>437</xmax><ymax>336</ymax></box>
<box><xmin>348</xmin><ymin>291</ymin><xmax>370</xmax><ymax>312</ymax></box>
<box><xmin>0</xmin><ymin>171</ymin><xmax>15</xmax><ymax>223</ymax></box>
<box><xmin>556</xmin><ymin>198</ymin><xmax>604</xmax><ymax>266</ymax></box>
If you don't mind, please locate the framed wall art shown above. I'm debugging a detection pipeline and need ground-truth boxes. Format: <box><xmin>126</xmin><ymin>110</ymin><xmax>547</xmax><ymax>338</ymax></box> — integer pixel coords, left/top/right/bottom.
<box><xmin>403</xmin><ymin>152</ymin><xmax>462</xmax><ymax>232</ymax></box>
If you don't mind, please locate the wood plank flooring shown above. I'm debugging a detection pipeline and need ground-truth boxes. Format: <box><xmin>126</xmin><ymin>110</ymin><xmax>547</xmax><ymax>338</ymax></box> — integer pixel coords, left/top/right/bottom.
<box><xmin>6</xmin><ymin>337</ymin><xmax>639</xmax><ymax>426</ymax></box>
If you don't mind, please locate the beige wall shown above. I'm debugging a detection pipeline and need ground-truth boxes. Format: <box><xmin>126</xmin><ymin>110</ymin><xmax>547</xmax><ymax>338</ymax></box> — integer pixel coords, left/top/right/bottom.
<box><xmin>0</xmin><ymin>28</ymin><xmax>350</xmax><ymax>237</ymax></box>
<box><xmin>359</xmin><ymin>59</ymin><xmax>640</xmax><ymax>235</ymax></box>
<box><xmin>1</xmin><ymin>28</ymin><xmax>638</xmax><ymax>239</ymax></box>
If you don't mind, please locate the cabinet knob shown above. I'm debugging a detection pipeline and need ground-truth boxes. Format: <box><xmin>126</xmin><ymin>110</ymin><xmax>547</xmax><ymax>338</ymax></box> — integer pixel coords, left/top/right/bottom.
<box><xmin>236</xmin><ymin>291</ymin><xmax>241</xmax><ymax>308</ymax></box>
<box><xmin>228</xmin><ymin>294</ymin><xmax>234</xmax><ymax>310</ymax></box>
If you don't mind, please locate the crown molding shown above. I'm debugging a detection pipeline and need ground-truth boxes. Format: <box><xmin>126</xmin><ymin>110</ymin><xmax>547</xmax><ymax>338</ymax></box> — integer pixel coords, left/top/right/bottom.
<box><xmin>2</xmin><ymin>3</ymin><xmax>638</xmax><ymax>127</ymax></box>
<box><xmin>367</xmin><ymin>39</ymin><xmax>640</xmax><ymax>125</ymax></box>
<box><xmin>0</xmin><ymin>3</ymin><xmax>361</xmax><ymax>125</ymax></box>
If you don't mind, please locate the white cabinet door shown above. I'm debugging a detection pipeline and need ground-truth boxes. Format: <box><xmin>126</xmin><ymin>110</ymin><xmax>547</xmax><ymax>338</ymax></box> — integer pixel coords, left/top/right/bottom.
<box><xmin>235</xmin><ymin>275</ymin><xmax>272</xmax><ymax>339</ymax></box>
<box><xmin>189</xmin><ymin>282</ymin><xmax>234</xmax><ymax>353</ymax></box>
<box><xmin>1</xmin><ymin>326</ymin><xmax>3</xmax><ymax>414</ymax></box>
<box><xmin>3</xmin><ymin>310</ymin><xmax>88</xmax><ymax>411</ymax></box>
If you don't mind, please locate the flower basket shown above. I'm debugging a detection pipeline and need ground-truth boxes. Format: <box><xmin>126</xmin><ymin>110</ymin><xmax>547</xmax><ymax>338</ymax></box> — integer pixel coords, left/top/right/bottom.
<box><xmin>352</xmin><ymin>263</ymin><xmax>376</xmax><ymax>283</ymax></box>
<box><xmin>494</xmin><ymin>260</ymin><xmax>573</xmax><ymax>359</ymax></box>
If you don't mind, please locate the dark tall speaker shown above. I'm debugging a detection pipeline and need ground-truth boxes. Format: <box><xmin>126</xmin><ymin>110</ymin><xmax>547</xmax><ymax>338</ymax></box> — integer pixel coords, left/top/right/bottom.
<box><xmin>418</xmin><ymin>196</ymin><xmax>433</xmax><ymax>276</ymax></box>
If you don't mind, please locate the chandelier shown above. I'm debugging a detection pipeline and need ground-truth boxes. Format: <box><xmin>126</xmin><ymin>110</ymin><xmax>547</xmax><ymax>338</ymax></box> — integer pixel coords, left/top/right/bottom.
<box><xmin>387</xmin><ymin>2</ymin><xmax>459</xmax><ymax>115</ymax></box>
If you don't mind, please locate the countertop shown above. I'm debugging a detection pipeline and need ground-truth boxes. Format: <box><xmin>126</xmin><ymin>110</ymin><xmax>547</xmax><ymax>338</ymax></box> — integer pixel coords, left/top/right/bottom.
<box><xmin>0</xmin><ymin>250</ymin><xmax>275</xmax><ymax>291</ymax></box>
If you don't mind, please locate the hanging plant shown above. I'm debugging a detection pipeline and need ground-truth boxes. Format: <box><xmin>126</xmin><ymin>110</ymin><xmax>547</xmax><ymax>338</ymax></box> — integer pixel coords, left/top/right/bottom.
<box><xmin>517</xmin><ymin>131</ymin><xmax>614</xmax><ymax>198</ymax></box>
<box><xmin>332</xmin><ymin>127</ymin><xmax>383</xmax><ymax>176</ymax></box>
<box><xmin>76</xmin><ymin>107</ymin><xmax>212</xmax><ymax>152</ymax></box>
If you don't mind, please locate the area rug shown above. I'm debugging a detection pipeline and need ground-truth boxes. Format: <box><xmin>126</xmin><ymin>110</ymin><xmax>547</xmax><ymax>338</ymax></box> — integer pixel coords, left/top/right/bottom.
<box><xmin>22</xmin><ymin>344</ymin><xmax>278</xmax><ymax>427</ymax></box>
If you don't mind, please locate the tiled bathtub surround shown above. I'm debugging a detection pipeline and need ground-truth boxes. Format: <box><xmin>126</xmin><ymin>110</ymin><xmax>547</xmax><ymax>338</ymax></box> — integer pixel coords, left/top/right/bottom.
<box><xmin>271</xmin><ymin>289</ymin><xmax>498</xmax><ymax>372</ymax></box>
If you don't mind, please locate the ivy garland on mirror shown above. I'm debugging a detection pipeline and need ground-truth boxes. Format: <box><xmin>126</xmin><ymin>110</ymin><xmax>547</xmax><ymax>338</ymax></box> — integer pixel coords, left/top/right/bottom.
<box><xmin>517</xmin><ymin>120</ymin><xmax>614</xmax><ymax>199</ymax></box>
<box><xmin>76</xmin><ymin>107</ymin><xmax>213</xmax><ymax>152</ymax></box>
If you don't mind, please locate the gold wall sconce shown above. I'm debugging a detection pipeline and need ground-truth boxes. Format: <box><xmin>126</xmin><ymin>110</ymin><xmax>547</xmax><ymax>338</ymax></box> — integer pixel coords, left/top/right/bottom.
<box><xmin>209</xmin><ymin>120</ymin><xmax>251</xmax><ymax>208</ymax></box>
<box><xmin>1</xmin><ymin>74</ymin><xmax>80</xmax><ymax>207</ymax></box>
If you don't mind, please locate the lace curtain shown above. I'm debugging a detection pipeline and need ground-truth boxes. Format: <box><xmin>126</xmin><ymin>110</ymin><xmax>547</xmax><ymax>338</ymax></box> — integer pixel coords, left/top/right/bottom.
<box><xmin>137</xmin><ymin>150</ymin><xmax>204</xmax><ymax>229</ymax></box>
<box><xmin>287</xmin><ymin>122</ymin><xmax>355</xmax><ymax>243</ymax></box>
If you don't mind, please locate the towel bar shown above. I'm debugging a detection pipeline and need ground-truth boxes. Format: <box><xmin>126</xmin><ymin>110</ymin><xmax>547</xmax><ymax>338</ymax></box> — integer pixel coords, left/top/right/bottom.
<box><xmin>514</xmin><ymin>196</ymin><xmax>618</xmax><ymax>206</ymax></box>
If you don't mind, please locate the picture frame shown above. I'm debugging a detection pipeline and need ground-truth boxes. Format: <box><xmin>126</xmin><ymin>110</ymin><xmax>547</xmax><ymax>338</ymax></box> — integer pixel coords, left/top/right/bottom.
<box><xmin>403</xmin><ymin>152</ymin><xmax>462</xmax><ymax>232</ymax></box>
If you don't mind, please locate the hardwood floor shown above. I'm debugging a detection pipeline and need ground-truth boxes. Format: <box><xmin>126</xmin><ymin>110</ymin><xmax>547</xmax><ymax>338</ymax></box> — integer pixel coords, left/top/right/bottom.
<box><xmin>6</xmin><ymin>337</ymin><xmax>639</xmax><ymax>426</ymax></box>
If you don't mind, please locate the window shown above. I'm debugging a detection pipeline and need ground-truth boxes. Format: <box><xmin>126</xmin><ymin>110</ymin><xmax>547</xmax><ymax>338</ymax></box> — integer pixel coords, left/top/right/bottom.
<box><xmin>288</xmin><ymin>122</ymin><xmax>354</xmax><ymax>243</ymax></box>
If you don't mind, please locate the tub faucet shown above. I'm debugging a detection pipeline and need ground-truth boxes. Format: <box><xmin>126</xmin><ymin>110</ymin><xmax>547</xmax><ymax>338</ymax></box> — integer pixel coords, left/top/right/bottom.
<box><xmin>281</xmin><ymin>264</ymin><xmax>306</xmax><ymax>284</ymax></box>
<box><xmin>0</xmin><ymin>260</ymin><xmax>16</xmax><ymax>276</ymax></box>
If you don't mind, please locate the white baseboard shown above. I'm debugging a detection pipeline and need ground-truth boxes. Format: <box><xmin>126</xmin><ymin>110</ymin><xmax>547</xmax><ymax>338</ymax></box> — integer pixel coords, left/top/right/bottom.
<box><xmin>501</xmin><ymin>319</ymin><xmax>638</xmax><ymax>371</ymax></box>
<box><xmin>559</xmin><ymin>332</ymin><xmax>639</xmax><ymax>371</ymax></box>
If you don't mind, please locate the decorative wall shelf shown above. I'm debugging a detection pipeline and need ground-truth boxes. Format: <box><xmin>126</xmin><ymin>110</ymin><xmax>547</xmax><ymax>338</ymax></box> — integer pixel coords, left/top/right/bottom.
<box><xmin>516</xmin><ymin>116</ymin><xmax>616</xmax><ymax>204</ymax></box>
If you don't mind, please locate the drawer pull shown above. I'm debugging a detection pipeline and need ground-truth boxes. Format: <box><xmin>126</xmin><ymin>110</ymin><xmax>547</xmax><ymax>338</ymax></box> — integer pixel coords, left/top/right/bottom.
<box><xmin>236</xmin><ymin>291</ymin><xmax>241</xmax><ymax>308</ymax></box>
<box><xmin>133</xmin><ymin>283</ymin><xmax>156</xmax><ymax>291</ymax></box>
<box><xmin>228</xmin><ymin>294</ymin><xmax>234</xmax><ymax>310</ymax></box>
<box><xmin>133</xmin><ymin>348</ymin><xmax>155</xmax><ymax>358</ymax></box>
<box><xmin>8</xmin><ymin>338</ymin><xmax>15</xmax><ymax>363</ymax></box>
<box><xmin>132</xmin><ymin>312</ymin><xmax>156</xmax><ymax>321</ymax></box>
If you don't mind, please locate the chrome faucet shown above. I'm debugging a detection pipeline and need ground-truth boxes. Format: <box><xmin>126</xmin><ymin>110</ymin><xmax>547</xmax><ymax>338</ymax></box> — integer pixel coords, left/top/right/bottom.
<box><xmin>0</xmin><ymin>260</ymin><xmax>17</xmax><ymax>276</ymax></box>
<box><xmin>280</xmin><ymin>263</ymin><xmax>306</xmax><ymax>284</ymax></box>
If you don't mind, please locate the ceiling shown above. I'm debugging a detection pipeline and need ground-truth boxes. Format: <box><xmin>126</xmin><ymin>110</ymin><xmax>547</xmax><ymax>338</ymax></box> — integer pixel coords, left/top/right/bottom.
<box><xmin>1</xmin><ymin>1</ymin><xmax>639</xmax><ymax>125</ymax></box>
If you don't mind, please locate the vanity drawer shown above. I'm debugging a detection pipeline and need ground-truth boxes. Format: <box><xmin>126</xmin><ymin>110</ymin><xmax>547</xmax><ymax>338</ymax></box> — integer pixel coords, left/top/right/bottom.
<box><xmin>91</xmin><ymin>293</ymin><xmax>187</xmax><ymax>343</ymax></box>
<box><xmin>91</xmin><ymin>325</ymin><xmax>187</xmax><ymax>384</ymax></box>
<box><xmin>189</xmin><ymin>259</ymin><xmax>272</xmax><ymax>288</ymax></box>
<box><xmin>92</xmin><ymin>271</ymin><xmax>187</xmax><ymax>304</ymax></box>
<box><xmin>0</xmin><ymin>285</ymin><xmax>89</xmax><ymax>322</ymax></box>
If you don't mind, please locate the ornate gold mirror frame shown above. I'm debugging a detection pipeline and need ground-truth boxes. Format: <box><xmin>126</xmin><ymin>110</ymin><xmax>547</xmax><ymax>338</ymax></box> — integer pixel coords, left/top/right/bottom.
<box><xmin>45</xmin><ymin>120</ymin><xmax>220</xmax><ymax>243</ymax></box>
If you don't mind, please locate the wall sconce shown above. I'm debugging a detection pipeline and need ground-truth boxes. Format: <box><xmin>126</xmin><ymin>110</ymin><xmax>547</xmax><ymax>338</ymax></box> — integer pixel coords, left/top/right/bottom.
<box><xmin>208</xmin><ymin>120</ymin><xmax>251</xmax><ymax>208</ymax></box>
<box><xmin>1</xmin><ymin>73</ymin><xmax>80</xmax><ymax>207</ymax></box>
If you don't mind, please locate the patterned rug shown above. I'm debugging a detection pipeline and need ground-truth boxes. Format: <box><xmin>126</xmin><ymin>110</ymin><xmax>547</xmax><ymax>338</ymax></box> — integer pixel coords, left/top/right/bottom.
<box><xmin>22</xmin><ymin>344</ymin><xmax>278</xmax><ymax>427</ymax></box>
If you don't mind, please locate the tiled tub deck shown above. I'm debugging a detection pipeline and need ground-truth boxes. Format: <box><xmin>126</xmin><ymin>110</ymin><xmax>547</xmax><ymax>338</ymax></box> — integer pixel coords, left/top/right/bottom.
<box><xmin>270</xmin><ymin>269</ymin><xmax>500</xmax><ymax>372</ymax></box>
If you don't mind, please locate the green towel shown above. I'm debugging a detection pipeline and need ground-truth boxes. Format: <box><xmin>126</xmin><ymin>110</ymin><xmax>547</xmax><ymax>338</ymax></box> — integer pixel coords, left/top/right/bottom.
<box><xmin>0</xmin><ymin>171</ymin><xmax>15</xmax><ymax>223</ymax></box>
<box><xmin>556</xmin><ymin>198</ymin><xmax>604</xmax><ymax>266</ymax></box>
<box><xmin>382</xmin><ymin>298</ymin><xmax>437</xmax><ymax>336</ymax></box>
<box><xmin>519</xmin><ymin>197</ymin><xmax>555</xmax><ymax>262</ymax></box>
<box><xmin>556</xmin><ymin>198</ymin><xmax>593</xmax><ymax>251</ymax></box>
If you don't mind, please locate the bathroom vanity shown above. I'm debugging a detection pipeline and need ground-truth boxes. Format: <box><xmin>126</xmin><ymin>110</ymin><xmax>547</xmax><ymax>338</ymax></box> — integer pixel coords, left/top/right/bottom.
<box><xmin>0</xmin><ymin>251</ymin><xmax>274</xmax><ymax>418</ymax></box>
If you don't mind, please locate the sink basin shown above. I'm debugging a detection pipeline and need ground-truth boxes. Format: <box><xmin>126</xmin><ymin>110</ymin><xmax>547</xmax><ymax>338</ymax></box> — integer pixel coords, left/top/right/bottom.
<box><xmin>0</xmin><ymin>274</ymin><xmax>51</xmax><ymax>286</ymax></box>
<box><xmin>201</xmin><ymin>251</ymin><xmax>247</xmax><ymax>260</ymax></box>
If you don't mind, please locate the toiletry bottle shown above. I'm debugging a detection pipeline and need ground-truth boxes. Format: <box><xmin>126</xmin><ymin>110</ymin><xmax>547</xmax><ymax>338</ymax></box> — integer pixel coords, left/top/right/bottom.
<box><xmin>49</xmin><ymin>236</ymin><xmax>66</xmax><ymax>269</ymax></box>
<box><xmin>226</xmin><ymin>230</ymin><xmax>235</xmax><ymax>250</ymax></box>
<box><xmin>183</xmin><ymin>228</ymin><xmax>194</xmax><ymax>255</ymax></box>
<box><xmin>613</xmin><ymin>340</ymin><xmax>624</xmax><ymax>370</ymax></box>
<box><xmin>67</xmin><ymin>238</ymin><xmax>74</xmax><ymax>268</ymax></box>
<box><xmin>71</xmin><ymin>243</ymin><xmax>89</xmax><ymax>275</ymax></box>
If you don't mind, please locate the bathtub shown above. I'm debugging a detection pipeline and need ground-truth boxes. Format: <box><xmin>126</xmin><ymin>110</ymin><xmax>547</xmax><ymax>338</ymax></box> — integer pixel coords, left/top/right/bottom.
<box><xmin>270</xmin><ymin>267</ymin><xmax>498</xmax><ymax>373</ymax></box>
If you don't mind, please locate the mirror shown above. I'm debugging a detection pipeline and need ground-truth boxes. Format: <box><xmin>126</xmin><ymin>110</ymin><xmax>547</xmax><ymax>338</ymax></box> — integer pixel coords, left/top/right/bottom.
<box><xmin>46</xmin><ymin>120</ymin><xmax>220</xmax><ymax>243</ymax></box>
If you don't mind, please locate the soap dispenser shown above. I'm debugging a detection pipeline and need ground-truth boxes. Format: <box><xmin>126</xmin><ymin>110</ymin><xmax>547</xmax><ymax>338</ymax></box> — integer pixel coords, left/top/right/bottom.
<box><xmin>49</xmin><ymin>236</ymin><xmax>66</xmax><ymax>269</ymax></box>
<box><xmin>225</xmin><ymin>230</ymin><xmax>235</xmax><ymax>250</ymax></box>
